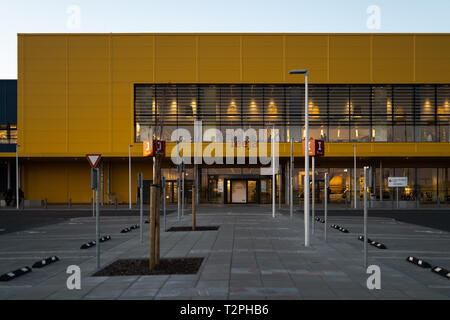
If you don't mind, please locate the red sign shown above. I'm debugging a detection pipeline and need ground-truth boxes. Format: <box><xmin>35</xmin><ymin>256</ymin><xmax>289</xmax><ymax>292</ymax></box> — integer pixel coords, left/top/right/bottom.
<box><xmin>143</xmin><ymin>140</ymin><xmax>166</xmax><ymax>157</ymax></box>
<box><xmin>302</xmin><ymin>139</ymin><xmax>325</xmax><ymax>156</ymax></box>
<box><xmin>86</xmin><ymin>154</ymin><xmax>102</xmax><ymax>168</ymax></box>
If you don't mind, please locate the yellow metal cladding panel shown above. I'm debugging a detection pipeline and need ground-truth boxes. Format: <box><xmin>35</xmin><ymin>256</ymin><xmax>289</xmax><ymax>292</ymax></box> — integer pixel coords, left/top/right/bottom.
<box><xmin>329</xmin><ymin>35</ymin><xmax>371</xmax><ymax>83</ymax></box>
<box><xmin>415</xmin><ymin>35</ymin><xmax>450</xmax><ymax>83</ymax></box>
<box><xmin>242</xmin><ymin>35</ymin><xmax>284</xmax><ymax>83</ymax></box>
<box><xmin>372</xmin><ymin>35</ymin><xmax>414</xmax><ymax>83</ymax></box>
<box><xmin>67</xmin><ymin>36</ymin><xmax>111</xmax><ymax>153</ymax></box>
<box><xmin>155</xmin><ymin>35</ymin><xmax>197</xmax><ymax>83</ymax></box>
<box><xmin>18</xmin><ymin>33</ymin><xmax>450</xmax><ymax>158</ymax></box>
<box><xmin>112</xmin><ymin>82</ymin><xmax>134</xmax><ymax>153</ymax></box>
<box><xmin>21</xmin><ymin>36</ymin><xmax>68</xmax><ymax>154</ymax></box>
<box><xmin>22</xmin><ymin>160</ymin><xmax>155</xmax><ymax>203</ymax></box>
<box><xmin>198</xmin><ymin>35</ymin><xmax>241</xmax><ymax>82</ymax></box>
<box><xmin>111</xmin><ymin>35</ymin><xmax>154</xmax><ymax>83</ymax></box>
<box><xmin>285</xmin><ymin>35</ymin><xmax>329</xmax><ymax>83</ymax></box>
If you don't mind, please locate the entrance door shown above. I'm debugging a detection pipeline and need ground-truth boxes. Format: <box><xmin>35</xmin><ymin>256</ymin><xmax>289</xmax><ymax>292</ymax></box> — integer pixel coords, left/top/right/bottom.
<box><xmin>231</xmin><ymin>180</ymin><xmax>247</xmax><ymax>203</ymax></box>
<box><xmin>247</xmin><ymin>180</ymin><xmax>257</xmax><ymax>203</ymax></box>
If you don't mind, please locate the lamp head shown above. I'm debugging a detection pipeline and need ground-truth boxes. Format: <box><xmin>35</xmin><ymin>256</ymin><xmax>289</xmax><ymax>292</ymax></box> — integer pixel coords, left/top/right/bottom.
<box><xmin>290</xmin><ymin>69</ymin><xmax>308</xmax><ymax>74</ymax></box>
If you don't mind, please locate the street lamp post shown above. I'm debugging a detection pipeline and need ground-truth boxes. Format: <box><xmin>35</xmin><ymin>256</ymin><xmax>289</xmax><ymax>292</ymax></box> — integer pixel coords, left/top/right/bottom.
<box><xmin>129</xmin><ymin>144</ymin><xmax>133</xmax><ymax>210</ymax></box>
<box><xmin>16</xmin><ymin>144</ymin><xmax>19</xmax><ymax>210</ymax></box>
<box><xmin>290</xmin><ymin>69</ymin><xmax>310</xmax><ymax>247</ymax></box>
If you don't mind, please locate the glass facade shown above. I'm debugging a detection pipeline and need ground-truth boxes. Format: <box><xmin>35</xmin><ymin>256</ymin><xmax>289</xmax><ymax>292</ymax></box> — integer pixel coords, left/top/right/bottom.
<box><xmin>135</xmin><ymin>84</ymin><xmax>450</xmax><ymax>143</ymax></box>
<box><xmin>0</xmin><ymin>124</ymin><xmax>17</xmax><ymax>144</ymax></box>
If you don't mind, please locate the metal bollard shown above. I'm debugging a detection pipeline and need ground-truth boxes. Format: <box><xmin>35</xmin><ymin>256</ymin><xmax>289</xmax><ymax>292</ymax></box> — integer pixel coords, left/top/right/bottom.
<box><xmin>68</xmin><ymin>198</ymin><xmax>72</xmax><ymax>209</ymax></box>
<box><xmin>44</xmin><ymin>198</ymin><xmax>48</xmax><ymax>209</ymax></box>
<box><xmin>115</xmin><ymin>197</ymin><xmax>118</xmax><ymax>209</ymax></box>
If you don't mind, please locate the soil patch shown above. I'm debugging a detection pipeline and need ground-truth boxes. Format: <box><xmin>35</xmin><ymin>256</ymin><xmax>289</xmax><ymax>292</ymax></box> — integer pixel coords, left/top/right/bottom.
<box><xmin>167</xmin><ymin>226</ymin><xmax>219</xmax><ymax>232</ymax></box>
<box><xmin>93</xmin><ymin>258</ymin><xmax>204</xmax><ymax>276</ymax></box>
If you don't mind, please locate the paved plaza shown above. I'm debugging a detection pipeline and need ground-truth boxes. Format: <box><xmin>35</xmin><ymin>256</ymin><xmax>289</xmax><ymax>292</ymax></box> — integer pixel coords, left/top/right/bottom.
<box><xmin>0</xmin><ymin>206</ymin><xmax>449</xmax><ymax>300</ymax></box>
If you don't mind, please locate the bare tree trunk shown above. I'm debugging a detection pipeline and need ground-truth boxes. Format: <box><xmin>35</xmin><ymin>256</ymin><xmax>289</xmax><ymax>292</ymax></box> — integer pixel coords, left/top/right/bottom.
<box><xmin>149</xmin><ymin>182</ymin><xmax>156</xmax><ymax>271</ymax></box>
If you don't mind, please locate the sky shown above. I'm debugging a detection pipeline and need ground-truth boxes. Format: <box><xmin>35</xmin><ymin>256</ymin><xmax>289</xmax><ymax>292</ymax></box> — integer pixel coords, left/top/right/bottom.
<box><xmin>0</xmin><ymin>0</ymin><xmax>449</xmax><ymax>79</ymax></box>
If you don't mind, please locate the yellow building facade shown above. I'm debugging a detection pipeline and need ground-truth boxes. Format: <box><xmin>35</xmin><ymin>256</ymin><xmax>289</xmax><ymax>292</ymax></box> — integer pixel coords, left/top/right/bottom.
<box><xmin>14</xmin><ymin>33</ymin><xmax>450</xmax><ymax>205</ymax></box>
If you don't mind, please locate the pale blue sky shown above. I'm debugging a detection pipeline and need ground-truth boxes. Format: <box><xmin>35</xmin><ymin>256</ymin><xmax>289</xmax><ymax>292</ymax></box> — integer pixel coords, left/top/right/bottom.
<box><xmin>1</xmin><ymin>0</ymin><xmax>449</xmax><ymax>79</ymax></box>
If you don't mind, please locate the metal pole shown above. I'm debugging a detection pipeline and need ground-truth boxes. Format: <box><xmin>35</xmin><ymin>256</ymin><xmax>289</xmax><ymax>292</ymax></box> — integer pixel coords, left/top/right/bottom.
<box><xmin>177</xmin><ymin>177</ymin><xmax>181</xmax><ymax>220</ymax></box>
<box><xmin>312</xmin><ymin>156</ymin><xmax>315</xmax><ymax>235</ymax></box>
<box><xmin>290</xmin><ymin>138</ymin><xmax>294</xmax><ymax>218</ymax></box>
<box><xmin>324</xmin><ymin>172</ymin><xmax>328</xmax><ymax>242</ymax></box>
<box><xmin>16</xmin><ymin>144</ymin><xmax>19</xmax><ymax>210</ymax></box>
<box><xmin>140</xmin><ymin>180</ymin><xmax>143</xmax><ymax>243</ymax></box>
<box><xmin>354</xmin><ymin>144</ymin><xmax>357</xmax><ymax>209</ymax></box>
<box><xmin>107</xmin><ymin>161</ymin><xmax>111</xmax><ymax>205</ymax></box>
<box><xmin>363</xmin><ymin>166</ymin><xmax>368</xmax><ymax>269</ymax></box>
<box><xmin>96</xmin><ymin>168</ymin><xmax>100</xmax><ymax>269</ymax></box>
<box><xmin>162</xmin><ymin>177</ymin><xmax>166</xmax><ymax>232</ymax></box>
<box><xmin>177</xmin><ymin>141</ymin><xmax>181</xmax><ymax>220</ymax></box>
<box><xmin>101</xmin><ymin>162</ymin><xmax>104</xmax><ymax>206</ymax></box>
<box><xmin>7</xmin><ymin>160</ymin><xmax>10</xmax><ymax>190</ymax></box>
<box><xmin>129</xmin><ymin>144</ymin><xmax>132</xmax><ymax>209</ymax></box>
<box><xmin>278</xmin><ymin>173</ymin><xmax>281</xmax><ymax>210</ymax></box>
<box><xmin>380</xmin><ymin>161</ymin><xmax>383</xmax><ymax>202</ymax></box>
<box><xmin>397</xmin><ymin>187</ymin><xmax>399</xmax><ymax>209</ymax></box>
<box><xmin>304</xmin><ymin>72</ymin><xmax>310</xmax><ymax>247</ymax></box>
<box><xmin>182</xmin><ymin>165</ymin><xmax>185</xmax><ymax>217</ymax></box>
<box><xmin>92</xmin><ymin>190</ymin><xmax>95</xmax><ymax>217</ymax></box>
<box><xmin>272</xmin><ymin>124</ymin><xmax>276</xmax><ymax>219</ymax></box>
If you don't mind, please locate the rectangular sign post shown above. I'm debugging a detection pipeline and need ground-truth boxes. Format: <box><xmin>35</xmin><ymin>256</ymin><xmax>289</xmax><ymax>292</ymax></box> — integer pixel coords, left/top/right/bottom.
<box><xmin>388</xmin><ymin>177</ymin><xmax>408</xmax><ymax>209</ymax></box>
<box><xmin>138</xmin><ymin>173</ymin><xmax>143</xmax><ymax>243</ymax></box>
<box><xmin>162</xmin><ymin>177</ymin><xmax>166</xmax><ymax>232</ymax></box>
<box><xmin>87</xmin><ymin>155</ymin><xmax>102</xmax><ymax>270</ymax></box>
<box><xmin>91</xmin><ymin>168</ymin><xmax>98</xmax><ymax>218</ymax></box>
<box><xmin>324</xmin><ymin>172</ymin><xmax>328</xmax><ymax>242</ymax></box>
<box><xmin>363</xmin><ymin>166</ymin><xmax>369</xmax><ymax>269</ymax></box>
<box><xmin>96</xmin><ymin>168</ymin><xmax>100</xmax><ymax>270</ymax></box>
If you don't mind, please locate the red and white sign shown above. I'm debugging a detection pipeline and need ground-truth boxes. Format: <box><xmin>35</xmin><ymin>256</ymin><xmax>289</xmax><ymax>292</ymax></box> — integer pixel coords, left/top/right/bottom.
<box><xmin>86</xmin><ymin>154</ymin><xmax>102</xmax><ymax>168</ymax></box>
<box><xmin>143</xmin><ymin>140</ymin><xmax>166</xmax><ymax>157</ymax></box>
<box><xmin>302</xmin><ymin>139</ymin><xmax>325</xmax><ymax>156</ymax></box>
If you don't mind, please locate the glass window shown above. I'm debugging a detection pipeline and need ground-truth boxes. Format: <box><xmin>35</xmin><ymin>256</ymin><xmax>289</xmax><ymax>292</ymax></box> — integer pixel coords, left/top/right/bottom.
<box><xmin>286</xmin><ymin>86</ymin><xmax>304</xmax><ymax>127</ymax></box>
<box><xmin>242</xmin><ymin>85</ymin><xmax>264</xmax><ymax>126</ymax></box>
<box><xmin>372</xmin><ymin>86</ymin><xmax>393</xmax><ymax>142</ymax></box>
<box><xmin>438</xmin><ymin>168</ymin><xmax>449</xmax><ymax>204</ymax></box>
<box><xmin>415</xmin><ymin>86</ymin><xmax>436</xmax><ymax>142</ymax></box>
<box><xmin>418</xmin><ymin>168</ymin><xmax>437</xmax><ymax>203</ymax></box>
<box><xmin>199</xmin><ymin>86</ymin><xmax>219</xmax><ymax>128</ymax></box>
<box><xmin>437</xmin><ymin>85</ymin><xmax>450</xmax><ymax>142</ymax></box>
<box><xmin>350</xmin><ymin>125</ymin><xmax>370</xmax><ymax>142</ymax></box>
<box><xmin>329</xmin><ymin>86</ymin><xmax>350</xmax><ymax>142</ymax></box>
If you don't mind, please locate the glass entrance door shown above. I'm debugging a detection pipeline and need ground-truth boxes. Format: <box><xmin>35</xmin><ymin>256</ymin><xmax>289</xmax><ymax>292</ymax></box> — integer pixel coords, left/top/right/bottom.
<box><xmin>231</xmin><ymin>180</ymin><xmax>247</xmax><ymax>203</ymax></box>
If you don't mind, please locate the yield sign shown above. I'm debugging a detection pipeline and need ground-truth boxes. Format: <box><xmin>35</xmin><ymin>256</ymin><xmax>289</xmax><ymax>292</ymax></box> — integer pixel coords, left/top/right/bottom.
<box><xmin>86</xmin><ymin>154</ymin><xmax>102</xmax><ymax>168</ymax></box>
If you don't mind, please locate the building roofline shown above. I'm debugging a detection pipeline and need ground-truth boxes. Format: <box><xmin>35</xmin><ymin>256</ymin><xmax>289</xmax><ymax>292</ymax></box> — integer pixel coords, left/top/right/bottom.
<box><xmin>17</xmin><ymin>32</ymin><xmax>450</xmax><ymax>37</ymax></box>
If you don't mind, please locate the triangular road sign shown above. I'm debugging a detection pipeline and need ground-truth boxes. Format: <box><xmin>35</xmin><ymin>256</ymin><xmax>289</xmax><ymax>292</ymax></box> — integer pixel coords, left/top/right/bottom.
<box><xmin>86</xmin><ymin>154</ymin><xmax>102</xmax><ymax>168</ymax></box>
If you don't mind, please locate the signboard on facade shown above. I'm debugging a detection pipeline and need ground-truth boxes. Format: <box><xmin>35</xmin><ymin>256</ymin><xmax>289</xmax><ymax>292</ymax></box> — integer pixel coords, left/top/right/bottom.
<box><xmin>217</xmin><ymin>180</ymin><xmax>224</xmax><ymax>193</ymax></box>
<box><xmin>302</xmin><ymin>139</ymin><xmax>325</xmax><ymax>156</ymax></box>
<box><xmin>143</xmin><ymin>140</ymin><xmax>166</xmax><ymax>157</ymax></box>
<box><xmin>388</xmin><ymin>177</ymin><xmax>408</xmax><ymax>187</ymax></box>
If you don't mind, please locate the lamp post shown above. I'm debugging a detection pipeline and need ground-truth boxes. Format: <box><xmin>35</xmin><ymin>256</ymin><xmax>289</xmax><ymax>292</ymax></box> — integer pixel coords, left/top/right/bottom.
<box><xmin>16</xmin><ymin>144</ymin><xmax>19</xmax><ymax>210</ymax></box>
<box><xmin>129</xmin><ymin>144</ymin><xmax>133</xmax><ymax>210</ymax></box>
<box><xmin>290</xmin><ymin>69</ymin><xmax>310</xmax><ymax>247</ymax></box>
